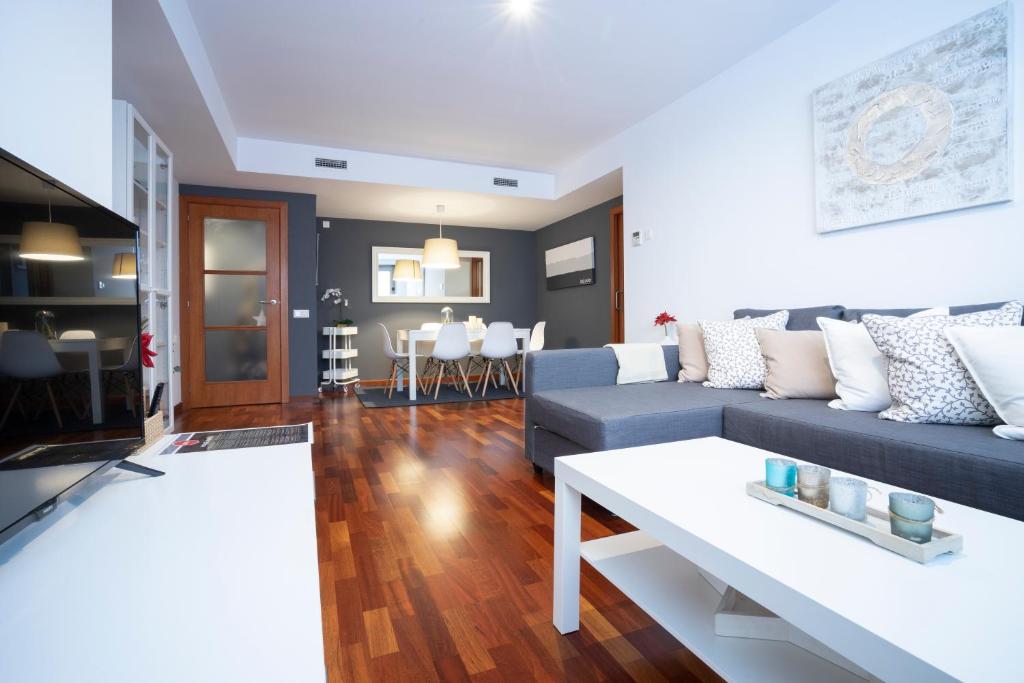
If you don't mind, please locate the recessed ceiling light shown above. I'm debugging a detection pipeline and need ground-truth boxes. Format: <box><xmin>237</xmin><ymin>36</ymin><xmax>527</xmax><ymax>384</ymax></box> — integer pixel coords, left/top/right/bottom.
<box><xmin>506</xmin><ymin>0</ymin><xmax>535</xmax><ymax>19</ymax></box>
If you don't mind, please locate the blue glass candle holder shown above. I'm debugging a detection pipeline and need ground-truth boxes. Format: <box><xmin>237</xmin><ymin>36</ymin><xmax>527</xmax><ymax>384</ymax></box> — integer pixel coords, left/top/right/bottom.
<box><xmin>889</xmin><ymin>492</ymin><xmax>937</xmax><ymax>544</ymax></box>
<box><xmin>765</xmin><ymin>458</ymin><xmax>797</xmax><ymax>496</ymax></box>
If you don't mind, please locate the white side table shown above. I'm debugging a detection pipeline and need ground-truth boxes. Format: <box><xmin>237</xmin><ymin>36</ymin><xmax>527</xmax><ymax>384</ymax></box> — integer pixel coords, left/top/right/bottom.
<box><xmin>321</xmin><ymin>326</ymin><xmax>359</xmax><ymax>393</ymax></box>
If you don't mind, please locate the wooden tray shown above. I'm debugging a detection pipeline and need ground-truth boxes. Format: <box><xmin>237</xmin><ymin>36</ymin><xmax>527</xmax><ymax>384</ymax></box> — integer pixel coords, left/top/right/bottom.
<box><xmin>747</xmin><ymin>480</ymin><xmax>963</xmax><ymax>564</ymax></box>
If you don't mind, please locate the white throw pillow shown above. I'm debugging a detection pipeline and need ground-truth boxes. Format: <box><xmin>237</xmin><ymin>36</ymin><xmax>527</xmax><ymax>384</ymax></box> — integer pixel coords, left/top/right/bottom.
<box><xmin>817</xmin><ymin>308</ymin><xmax>947</xmax><ymax>412</ymax></box>
<box><xmin>946</xmin><ymin>326</ymin><xmax>1024</xmax><ymax>440</ymax></box>
<box><xmin>700</xmin><ymin>310</ymin><xmax>789</xmax><ymax>389</ymax></box>
<box><xmin>862</xmin><ymin>302</ymin><xmax>1024</xmax><ymax>425</ymax></box>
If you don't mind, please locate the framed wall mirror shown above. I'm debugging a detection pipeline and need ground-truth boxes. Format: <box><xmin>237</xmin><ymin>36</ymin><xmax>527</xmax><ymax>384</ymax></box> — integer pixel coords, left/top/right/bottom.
<box><xmin>371</xmin><ymin>246</ymin><xmax>490</xmax><ymax>303</ymax></box>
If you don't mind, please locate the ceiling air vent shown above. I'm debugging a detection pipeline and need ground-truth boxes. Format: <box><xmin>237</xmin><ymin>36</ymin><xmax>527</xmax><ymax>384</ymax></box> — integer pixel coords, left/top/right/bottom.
<box><xmin>493</xmin><ymin>176</ymin><xmax>519</xmax><ymax>188</ymax></box>
<box><xmin>315</xmin><ymin>157</ymin><xmax>348</xmax><ymax>170</ymax></box>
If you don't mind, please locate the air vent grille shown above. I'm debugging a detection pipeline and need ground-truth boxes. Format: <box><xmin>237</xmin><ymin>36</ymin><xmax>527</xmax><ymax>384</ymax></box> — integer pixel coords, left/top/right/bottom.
<box><xmin>315</xmin><ymin>157</ymin><xmax>348</xmax><ymax>170</ymax></box>
<box><xmin>493</xmin><ymin>176</ymin><xmax>519</xmax><ymax>188</ymax></box>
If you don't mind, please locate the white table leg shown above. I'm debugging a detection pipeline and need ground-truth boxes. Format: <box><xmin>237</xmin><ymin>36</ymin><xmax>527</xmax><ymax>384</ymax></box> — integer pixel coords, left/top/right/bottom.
<box><xmin>553</xmin><ymin>475</ymin><xmax>582</xmax><ymax>634</ymax></box>
<box><xmin>87</xmin><ymin>345</ymin><xmax>103</xmax><ymax>424</ymax></box>
<box><xmin>408</xmin><ymin>338</ymin><xmax>418</xmax><ymax>400</ymax></box>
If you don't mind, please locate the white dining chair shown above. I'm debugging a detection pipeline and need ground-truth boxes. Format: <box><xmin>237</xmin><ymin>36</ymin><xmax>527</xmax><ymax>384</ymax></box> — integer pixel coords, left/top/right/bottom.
<box><xmin>379</xmin><ymin>323</ymin><xmax>427</xmax><ymax>399</ymax></box>
<box><xmin>0</xmin><ymin>330</ymin><xmax>70</xmax><ymax>429</ymax></box>
<box><xmin>471</xmin><ymin>322</ymin><xmax>519</xmax><ymax>397</ymax></box>
<box><xmin>513</xmin><ymin>321</ymin><xmax>545</xmax><ymax>392</ymax></box>
<box><xmin>378</xmin><ymin>323</ymin><xmax>407</xmax><ymax>398</ymax></box>
<box><xmin>101</xmin><ymin>336</ymin><xmax>141</xmax><ymax>417</ymax></box>
<box><xmin>417</xmin><ymin>321</ymin><xmax>442</xmax><ymax>378</ymax></box>
<box><xmin>425</xmin><ymin>323</ymin><xmax>472</xmax><ymax>398</ymax></box>
<box><xmin>59</xmin><ymin>330</ymin><xmax>96</xmax><ymax>340</ymax></box>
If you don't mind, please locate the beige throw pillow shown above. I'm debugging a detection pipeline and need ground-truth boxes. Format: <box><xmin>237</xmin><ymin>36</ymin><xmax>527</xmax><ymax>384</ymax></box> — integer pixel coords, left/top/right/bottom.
<box><xmin>677</xmin><ymin>323</ymin><xmax>708</xmax><ymax>382</ymax></box>
<box><xmin>755</xmin><ymin>329</ymin><xmax>838</xmax><ymax>400</ymax></box>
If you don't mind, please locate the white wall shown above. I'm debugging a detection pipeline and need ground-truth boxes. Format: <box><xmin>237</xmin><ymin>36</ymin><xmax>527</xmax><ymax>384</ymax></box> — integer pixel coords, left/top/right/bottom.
<box><xmin>0</xmin><ymin>0</ymin><xmax>113</xmax><ymax>207</ymax></box>
<box><xmin>570</xmin><ymin>0</ymin><xmax>1024</xmax><ymax>341</ymax></box>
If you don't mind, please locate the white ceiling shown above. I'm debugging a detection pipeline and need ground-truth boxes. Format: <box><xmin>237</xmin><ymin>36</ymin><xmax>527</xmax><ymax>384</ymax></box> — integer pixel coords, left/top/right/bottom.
<box><xmin>185</xmin><ymin>0</ymin><xmax>838</xmax><ymax>171</ymax></box>
<box><xmin>114</xmin><ymin>0</ymin><xmax>838</xmax><ymax>229</ymax></box>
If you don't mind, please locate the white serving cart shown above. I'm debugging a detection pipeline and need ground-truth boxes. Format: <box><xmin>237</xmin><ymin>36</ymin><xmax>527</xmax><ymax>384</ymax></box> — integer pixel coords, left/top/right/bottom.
<box><xmin>321</xmin><ymin>326</ymin><xmax>359</xmax><ymax>393</ymax></box>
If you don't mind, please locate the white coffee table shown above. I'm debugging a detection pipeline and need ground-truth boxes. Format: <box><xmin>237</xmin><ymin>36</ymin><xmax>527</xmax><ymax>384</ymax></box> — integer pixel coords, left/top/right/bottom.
<box><xmin>553</xmin><ymin>437</ymin><xmax>1023</xmax><ymax>683</ymax></box>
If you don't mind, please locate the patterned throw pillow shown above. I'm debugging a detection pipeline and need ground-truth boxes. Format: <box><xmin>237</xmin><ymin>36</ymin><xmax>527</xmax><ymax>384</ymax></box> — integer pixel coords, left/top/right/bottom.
<box><xmin>862</xmin><ymin>301</ymin><xmax>1024</xmax><ymax>425</ymax></box>
<box><xmin>700</xmin><ymin>311</ymin><xmax>789</xmax><ymax>389</ymax></box>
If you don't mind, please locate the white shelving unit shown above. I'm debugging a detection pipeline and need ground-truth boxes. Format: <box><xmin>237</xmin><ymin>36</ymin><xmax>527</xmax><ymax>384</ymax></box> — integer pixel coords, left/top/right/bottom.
<box><xmin>322</xmin><ymin>326</ymin><xmax>359</xmax><ymax>393</ymax></box>
<box><xmin>112</xmin><ymin>100</ymin><xmax>175</xmax><ymax>431</ymax></box>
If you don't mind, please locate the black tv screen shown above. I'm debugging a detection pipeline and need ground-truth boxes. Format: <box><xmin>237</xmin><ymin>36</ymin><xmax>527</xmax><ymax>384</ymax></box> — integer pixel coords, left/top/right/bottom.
<box><xmin>0</xmin><ymin>148</ymin><xmax>144</xmax><ymax>542</ymax></box>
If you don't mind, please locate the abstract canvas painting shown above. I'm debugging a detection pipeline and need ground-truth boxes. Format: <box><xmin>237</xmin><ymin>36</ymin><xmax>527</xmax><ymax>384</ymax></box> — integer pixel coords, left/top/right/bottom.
<box><xmin>545</xmin><ymin>236</ymin><xmax>595</xmax><ymax>290</ymax></box>
<box><xmin>812</xmin><ymin>4</ymin><xmax>1011</xmax><ymax>233</ymax></box>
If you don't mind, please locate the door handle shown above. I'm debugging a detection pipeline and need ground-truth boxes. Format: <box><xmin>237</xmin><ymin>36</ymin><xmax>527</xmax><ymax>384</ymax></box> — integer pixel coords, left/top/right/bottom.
<box><xmin>259</xmin><ymin>299</ymin><xmax>279</xmax><ymax>305</ymax></box>
<box><xmin>614</xmin><ymin>290</ymin><xmax>623</xmax><ymax>311</ymax></box>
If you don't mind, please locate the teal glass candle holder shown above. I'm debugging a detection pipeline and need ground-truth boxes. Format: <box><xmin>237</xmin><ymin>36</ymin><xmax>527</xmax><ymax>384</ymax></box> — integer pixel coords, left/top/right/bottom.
<box><xmin>765</xmin><ymin>458</ymin><xmax>797</xmax><ymax>495</ymax></box>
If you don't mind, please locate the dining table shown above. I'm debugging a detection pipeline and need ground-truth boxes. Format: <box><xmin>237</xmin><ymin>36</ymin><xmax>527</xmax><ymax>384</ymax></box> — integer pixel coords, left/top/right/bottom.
<box><xmin>50</xmin><ymin>336</ymin><xmax>131</xmax><ymax>424</ymax></box>
<box><xmin>395</xmin><ymin>326</ymin><xmax>530</xmax><ymax>400</ymax></box>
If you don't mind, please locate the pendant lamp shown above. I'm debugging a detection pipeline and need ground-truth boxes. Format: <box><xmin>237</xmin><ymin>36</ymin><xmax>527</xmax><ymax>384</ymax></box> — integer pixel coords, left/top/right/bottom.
<box><xmin>111</xmin><ymin>252</ymin><xmax>137</xmax><ymax>279</ymax></box>
<box><xmin>422</xmin><ymin>204</ymin><xmax>460</xmax><ymax>269</ymax></box>
<box><xmin>392</xmin><ymin>258</ymin><xmax>422</xmax><ymax>281</ymax></box>
<box><xmin>19</xmin><ymin>196</ymin><xmax>84</xmax><ymax>261</ymax></box>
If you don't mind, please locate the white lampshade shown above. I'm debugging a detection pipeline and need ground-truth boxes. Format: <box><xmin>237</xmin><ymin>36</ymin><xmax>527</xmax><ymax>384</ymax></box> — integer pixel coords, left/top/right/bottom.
<box><xmin>19</xmin><ymin>221</ymin><xmax>84</xmax><ymax>261</ymax></box>
<box><xmin>111</xmin><ymin>252</ymin><xmax>137</xmax><ymax>279</ymax></box>
<box><xmin>422</xmin><ymin>237</ymin><xmax>460</xmax><ymax>269</ymax></box>
<box><xmin>393</xmin><ymin>258</ymin><xmax>422</xmax><ymax>280</ymax></box>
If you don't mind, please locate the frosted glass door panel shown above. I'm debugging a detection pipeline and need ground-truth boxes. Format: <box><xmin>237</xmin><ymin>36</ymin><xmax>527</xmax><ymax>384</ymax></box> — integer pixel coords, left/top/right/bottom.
<box><xmin>133</xmin><ymin>120</ymin><xmax>149</xmax><ymax>191</ymax></box>
<box><xmin>204</xmin><ymin>274</ymin><xmax>267</xmax><ymax>326</ymax></box>
<box><xmin>204</xmin><ymin>219</ymin><xmax>266</xmax><ymax>271</ymax></box>
<box><xmin>205</xmin><ymin>330</ymin><xmax>268</xmax><ymax>382</ymax></box>
<box><xmin>153</xmin><ymin>146</ymin><xmax>170</xmax><ymax>289</ymax></box>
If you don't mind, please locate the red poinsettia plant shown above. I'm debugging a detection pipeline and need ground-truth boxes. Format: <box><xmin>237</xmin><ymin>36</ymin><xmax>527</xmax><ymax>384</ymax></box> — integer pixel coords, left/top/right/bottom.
<box><xmin>141</xmin><ymin>332</ymin><xmax>158</xmax><ymax>368</ymax></box>
<box><xmin>653</xmin><ymin>311</ymin><xmax>678</xmax><ymax>327</ymax></box>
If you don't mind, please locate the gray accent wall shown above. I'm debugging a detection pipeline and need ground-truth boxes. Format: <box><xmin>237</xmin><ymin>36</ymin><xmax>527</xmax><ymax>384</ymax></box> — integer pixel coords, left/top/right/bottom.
<box><xmin>179</xmin><ymin>184</ymin><xmax>319</xmax><ymax>397</ymax></box>
<box><xmin>317</xmin><ymin>217</ymin><xmax>537</xmax><ymax>380</ymax></box>
<box><xmin>535</xmin><ymin>196</ymin><xmax>622</xmax><ymax>349</ymax></box>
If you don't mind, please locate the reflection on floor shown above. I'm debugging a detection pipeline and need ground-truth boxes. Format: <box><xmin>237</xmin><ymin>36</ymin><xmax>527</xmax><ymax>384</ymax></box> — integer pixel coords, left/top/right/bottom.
<box><xmin>177</xmin><ymin>394</ymin><xmax>722</xmax><ymax>683</ymax></box>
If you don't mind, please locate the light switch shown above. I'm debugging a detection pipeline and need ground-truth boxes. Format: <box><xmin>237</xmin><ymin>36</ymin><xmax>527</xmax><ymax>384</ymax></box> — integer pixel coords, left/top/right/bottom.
<box><xmin>293</xmin><ymin>309</ymin><xmax>310</xmax><ymax>319</ymax></box>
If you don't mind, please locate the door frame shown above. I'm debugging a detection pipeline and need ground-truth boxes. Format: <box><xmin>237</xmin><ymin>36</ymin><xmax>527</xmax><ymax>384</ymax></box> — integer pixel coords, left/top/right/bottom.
<box><xmin>609</xmin><ymin>205</ymin><xmax>624</xmax><ymax>344</ymax></box>
<box><xmin>178</xmin><ymin>195</ymin><xmax>290</xmax><ymax>410</ymax></box>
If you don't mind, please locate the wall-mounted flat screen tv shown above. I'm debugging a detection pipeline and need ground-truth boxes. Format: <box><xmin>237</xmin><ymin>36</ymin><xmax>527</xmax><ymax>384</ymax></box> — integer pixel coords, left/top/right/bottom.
<box><xmin>0</xmin><ymin>148</ymin><xmax>145</xmax><ymax>546</ymax></box>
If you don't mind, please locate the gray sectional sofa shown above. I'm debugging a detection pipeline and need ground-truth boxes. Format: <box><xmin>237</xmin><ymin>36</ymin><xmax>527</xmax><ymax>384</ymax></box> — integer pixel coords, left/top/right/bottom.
<box><xmin>524</xmin><ymin>303</ymin><xmax>1024</xmax><ymax>521</ymax></box>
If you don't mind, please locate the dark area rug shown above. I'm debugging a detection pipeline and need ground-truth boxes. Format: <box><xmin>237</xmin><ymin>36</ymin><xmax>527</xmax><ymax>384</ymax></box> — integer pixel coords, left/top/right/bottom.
<box><xmin>356</xmin><ymin>384</ymin><xmax>519</xmax><ymax>408</ymax></box>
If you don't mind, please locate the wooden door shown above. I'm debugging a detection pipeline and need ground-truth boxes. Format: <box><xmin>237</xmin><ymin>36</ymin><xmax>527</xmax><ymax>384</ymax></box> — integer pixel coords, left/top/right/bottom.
<box><xmin>180</xmin><ymin>196</ymin><xmax>289</xmax><ymax>408</ymax></box>
<box><xmin>610</xmin><ymin>206</ymin><xmax>625</xmax><ymax>343</ymax></box>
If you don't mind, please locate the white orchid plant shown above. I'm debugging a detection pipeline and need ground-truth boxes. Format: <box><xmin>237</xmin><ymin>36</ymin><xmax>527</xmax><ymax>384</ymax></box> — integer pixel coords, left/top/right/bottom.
<box><xmin>320</xmin><ymin>287</ymin><xmax>350</xmax><ymax>326</ymax></box>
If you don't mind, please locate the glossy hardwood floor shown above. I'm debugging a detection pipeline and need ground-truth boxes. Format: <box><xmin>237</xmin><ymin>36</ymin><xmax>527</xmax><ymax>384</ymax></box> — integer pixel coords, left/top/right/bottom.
<box><xmin>177</xmin><ymin>394</ymin><xmax>721</xmax><ymax>682</ymax></box>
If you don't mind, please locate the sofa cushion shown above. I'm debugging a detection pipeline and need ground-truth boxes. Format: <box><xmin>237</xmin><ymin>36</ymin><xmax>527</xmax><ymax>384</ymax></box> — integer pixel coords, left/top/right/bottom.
<box><xmin>531</xmin><ymin>382</ymin><xmax>762</xmax><ymax>452</ymax></box>
<box><xmin>723</xmin><ymin>399</ymin><xmax>1024</xmax><ymax>520</ymax></box>
<box><xmin>525</xmin><ymin>346</ymin><xmax>680</xmax><ymax>395</ymax></box>
<box><xmin>950</xmin><ymin>301</ymin><xmax>1009</xmax><ymax>315</ymax></box>
<box><xmin>842</xmin><ymin>307</ymin><xmax>927</xmax><ymax>322</ymax></box>
<box><xmin>734</xmin><ymin>305</ymin><xmax>844</xmax><ymax>331</ymax></box>
<box><xmin>841</xmin><ymin>302</ymin><xmax>1020</xmax><ymax>322</ymax></box>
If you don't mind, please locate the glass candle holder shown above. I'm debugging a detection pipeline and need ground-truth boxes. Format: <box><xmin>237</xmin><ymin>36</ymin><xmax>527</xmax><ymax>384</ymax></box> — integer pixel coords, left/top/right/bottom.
<box><xmin>765</xmin><ymin>458</ymin><xmax>797</xmax><ymax>495</ymax></box>
<box><xmin>829</xmin><ymin>477</ymin><xmax>874</xmax><ymax>521</ymax></box>
<box><xmin>797</xmin><ymin>464</ymin><xmax>831</xmax><ymax>508</ymax></box>
<box><xmin>889</xmin><ymin>492</ymin><xmax>937</xmax><ymax>544</ymax></box>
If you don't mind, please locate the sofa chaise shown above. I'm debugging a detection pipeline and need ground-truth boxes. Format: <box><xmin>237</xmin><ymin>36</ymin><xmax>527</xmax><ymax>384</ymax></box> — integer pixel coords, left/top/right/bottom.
<box><xmin>524</xmin><ymin>303</ymin><xmax>1024</xmax><ymax>521</ymax></box>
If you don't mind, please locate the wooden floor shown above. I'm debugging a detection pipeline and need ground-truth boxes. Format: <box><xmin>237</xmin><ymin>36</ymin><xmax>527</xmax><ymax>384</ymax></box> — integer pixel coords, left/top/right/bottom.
<box><xmin>177</xmin><ymin>394</ymin><xmax>722</xmax><ymax>682</ymax></box>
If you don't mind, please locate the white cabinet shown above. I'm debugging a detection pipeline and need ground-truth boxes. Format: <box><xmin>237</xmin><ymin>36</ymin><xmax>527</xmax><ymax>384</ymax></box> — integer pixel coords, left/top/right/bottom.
<box><xmin>112</xmin><ymin>100</ymin><xmax>175</xmax><ymax>431</ymax></box>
